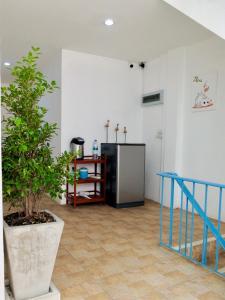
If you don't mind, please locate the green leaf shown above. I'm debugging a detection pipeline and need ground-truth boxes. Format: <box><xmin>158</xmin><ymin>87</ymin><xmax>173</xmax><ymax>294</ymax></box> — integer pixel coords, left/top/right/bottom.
<box><xmin>14</xmin><ymin>118</ymin><xmax>22</xmax><ymax>126</ymax></box>
<box><xmin>19</xmin><ymin>144</ymin><xmax>28</xmax><ymax>152</ymax></box>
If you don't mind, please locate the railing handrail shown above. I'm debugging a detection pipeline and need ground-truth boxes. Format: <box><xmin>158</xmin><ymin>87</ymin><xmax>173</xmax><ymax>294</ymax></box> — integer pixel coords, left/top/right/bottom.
<box><xmin>158</xmin><ymin>172</ymin><xmax>225</xmax><ymax>189</ymax></box>
<box><xmin>176</xmin><ymin>178</ymin><xmax>225</xmax><ymax>251</ymax></box>
<box><xmin>158</xmin><ymin>171</ymin><xmax>225</xmax><ymax>275</ymax></box>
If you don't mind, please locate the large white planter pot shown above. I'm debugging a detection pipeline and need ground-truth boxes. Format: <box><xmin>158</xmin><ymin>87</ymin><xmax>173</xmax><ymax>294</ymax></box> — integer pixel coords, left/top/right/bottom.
<box><xmin>4</xmin><ymin>210</ymin><xmax>64</xmax><ymax>300</ymax></box>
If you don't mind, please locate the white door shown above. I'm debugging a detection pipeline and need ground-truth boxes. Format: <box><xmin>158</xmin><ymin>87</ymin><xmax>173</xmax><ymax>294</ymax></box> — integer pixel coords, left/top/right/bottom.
<box><xmin>143</xmin><ymin>104</ymin><xmax>163</xmax><ymax>202</ymax></box>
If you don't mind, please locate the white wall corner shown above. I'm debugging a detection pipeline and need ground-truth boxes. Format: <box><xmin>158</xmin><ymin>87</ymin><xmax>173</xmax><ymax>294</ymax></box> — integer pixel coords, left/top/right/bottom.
<box><xmin>174</xmin><ymin>47</ymin><xmax>186</xmax><ymax>176</ymax></box>
<box><xmin>163</xmin><ymin>47</ymin><xmax>186</xmax><ymax>172</ymax></box>
<box><xmin>162</xmin><ymin>47</ymin><xmax>186</xmax><ymax>208</ymax></box>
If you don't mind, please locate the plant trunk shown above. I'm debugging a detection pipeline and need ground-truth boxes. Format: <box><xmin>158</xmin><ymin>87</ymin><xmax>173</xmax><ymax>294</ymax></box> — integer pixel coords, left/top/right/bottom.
<box><xmin>25</xmin><ymin>195</ymin><xmax>34</xmax><ymax>217</ymax></box>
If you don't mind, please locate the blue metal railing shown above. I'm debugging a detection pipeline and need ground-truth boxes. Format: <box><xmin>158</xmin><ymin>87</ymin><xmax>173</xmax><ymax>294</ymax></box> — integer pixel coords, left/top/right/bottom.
<box><xmin>158</xmin><ymin>172</ymin><xmax>225</xmax><ymax>276</ymax></box>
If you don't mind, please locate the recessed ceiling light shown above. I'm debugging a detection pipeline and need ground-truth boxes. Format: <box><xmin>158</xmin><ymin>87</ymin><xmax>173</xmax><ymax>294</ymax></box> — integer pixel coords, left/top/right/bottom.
<box><xmin>104</xmin><ymin>18</ymin><xmax>114</xmax><ymax>26</ymax></box>
<box><xmin>4</xmin><ymin>62</ymin><xmax>11</xmax><ymax>66</ymax></box>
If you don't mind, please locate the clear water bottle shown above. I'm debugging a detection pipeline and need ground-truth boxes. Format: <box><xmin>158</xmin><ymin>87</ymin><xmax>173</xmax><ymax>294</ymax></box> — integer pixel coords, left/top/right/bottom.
<box><xmin>92</xmin><ymin>139</ymin><xmax>99</xmax><ymax>159</ymax></box>
<box><xmin>70</xmin><ymin>167</ymin><xmax>75</xmax><ymax>177</ymax></box>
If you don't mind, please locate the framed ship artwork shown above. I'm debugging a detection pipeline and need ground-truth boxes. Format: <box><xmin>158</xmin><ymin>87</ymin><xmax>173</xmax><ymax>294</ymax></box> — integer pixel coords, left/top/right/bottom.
<box><xmin>191</xmin><ymin>71</ymin><xmax>218</xmax><ymax>112</ymax></box>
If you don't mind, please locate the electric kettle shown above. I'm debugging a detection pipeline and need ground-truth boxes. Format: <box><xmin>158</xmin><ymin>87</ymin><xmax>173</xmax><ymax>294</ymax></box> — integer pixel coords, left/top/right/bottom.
<box><xmin>70</xmin><ymin>137</ymin><xmax>85</xmax><ymax>159</ymax></box>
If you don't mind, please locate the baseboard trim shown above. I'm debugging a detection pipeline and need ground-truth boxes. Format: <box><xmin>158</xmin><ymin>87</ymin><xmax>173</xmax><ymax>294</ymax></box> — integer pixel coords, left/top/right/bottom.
<box><xmin>110</xmin><ymin>201</ymin><xmax>144</xmax><ymax>209</ymax></box>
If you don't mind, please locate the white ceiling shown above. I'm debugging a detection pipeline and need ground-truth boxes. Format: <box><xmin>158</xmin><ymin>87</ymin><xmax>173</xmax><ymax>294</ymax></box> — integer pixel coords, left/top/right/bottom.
<box><xmin>1</xmin><ymin>0</ymin><xmax>213</xmax><ymax>81</ymax></box>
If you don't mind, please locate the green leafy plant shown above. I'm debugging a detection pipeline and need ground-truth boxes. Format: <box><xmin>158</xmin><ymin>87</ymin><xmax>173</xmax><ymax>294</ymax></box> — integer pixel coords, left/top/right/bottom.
<box><xmin>1</xmin><ymin>47</ymin><xmax>73</xmax><ymax>218</ymax></box>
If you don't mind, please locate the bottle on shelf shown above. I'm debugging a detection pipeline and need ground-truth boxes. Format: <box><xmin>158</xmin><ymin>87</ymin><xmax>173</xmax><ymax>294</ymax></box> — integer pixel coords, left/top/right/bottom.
<box><xmin>92</xmin><ymin>139</ymin><xmax>99</xmax><ymax>159</ymax></box>
<box><xmin>70</xmin><ymin>167</ymin><xmax>75</xmax><ymax>177</ymax></box>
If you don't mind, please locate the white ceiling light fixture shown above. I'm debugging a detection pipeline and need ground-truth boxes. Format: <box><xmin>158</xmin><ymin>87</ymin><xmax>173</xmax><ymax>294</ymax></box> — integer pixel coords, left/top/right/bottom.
<box><xmin>3</xmin><ymin>62</ymin><xmax>11</xmax><ymax>66</ymax></box>
<box><xmin>104</xmin><ymin>18</ymin><xmax>114</xmax><ymax>26</ymax></box>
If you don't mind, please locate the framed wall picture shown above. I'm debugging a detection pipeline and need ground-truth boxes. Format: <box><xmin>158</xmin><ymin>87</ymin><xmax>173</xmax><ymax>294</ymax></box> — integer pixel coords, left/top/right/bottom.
<box><xmin>191</xmin><ymin>71</ymin><xmax>218</xmax><ymax>112</ymax></box>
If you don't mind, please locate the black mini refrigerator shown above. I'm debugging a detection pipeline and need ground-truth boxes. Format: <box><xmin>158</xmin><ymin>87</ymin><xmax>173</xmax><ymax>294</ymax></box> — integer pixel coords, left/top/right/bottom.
<box><xmin>101</xmin><ymin>143</ymin><xmax>145</xmax><ymax>208</ymax></box>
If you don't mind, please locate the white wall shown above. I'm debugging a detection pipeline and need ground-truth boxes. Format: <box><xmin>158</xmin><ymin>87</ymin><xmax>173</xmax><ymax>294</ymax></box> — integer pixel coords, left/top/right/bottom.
<box><xmin>142</xmin><ymin>56</ymin><xmax>166</xmax><ymax>202</ymax></box>
<box><xmin>182</xmin><ymin>37</ymin><xmax>225</xmax><ymax>181</ymax></box>
<box><xmin>182</xmin><ymin>37</ymin><xmax>225</xmax><ymax>220</ymax></box>
<box><xmin>61</xmin><ymin>50</ymin><xmax>143</xmax><ymax>203</ymax></box>
<box><xmin>39</xmin><ymin>48</ymin><xmax>62</xmax><ymax>157</ymax></box>
<box><xmin>144</xmin><ymin>36</ymin><xmax>225</xmax><ymax>219</ymax></box>
<box><xmin>61</xmin><ymin>50</ymin><xmax>143</xmax><ymax>154</ymax></box>
<box><xmin>163</xmin><ymin>0</ymin><xmax>225</xmax><ymax>40</ymax></box>
<box><xmin>143</xmin><ymin>48</ymin><xmax>186</xmax><ymax>206</ymax></box>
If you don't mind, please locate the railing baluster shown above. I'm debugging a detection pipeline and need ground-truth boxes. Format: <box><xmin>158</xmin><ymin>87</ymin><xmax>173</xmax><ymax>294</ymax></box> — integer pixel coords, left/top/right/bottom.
<box><xmin>215</xmin><ymin>187</ymin><xmax>222</xmax><ymax>271</ymax></box>
<box><xmin>157</xmin><ymin>172</ymin><xmax>225</xmax><ymax>278</ymax></box>
<box><xmin>190</xmin><ymin>182</ymin><xmax>195</xmax><ymax>258</ymax></box>
<box><xmin>179</xmin><ymin>180</ymin><xmax>184</xmax><ymax>253</ymax></box>
<box><xmin>202</xmin><ymin>184</ymin><xmax>208</xmax><ymax>265</ymax></box>
<box><xmin>159</xmin><ymin>176</ymin><xmax>165</xmax><ymax>245</ymax></box>
<box><xmin>184</xmin><ymin>195</ymin><xmax>189</xmax><ymax>256</ymax></box>
<box><xmin>169</xmin><ymin>178</ymin><xmax>175</xmax><ymax>246</ymax></box>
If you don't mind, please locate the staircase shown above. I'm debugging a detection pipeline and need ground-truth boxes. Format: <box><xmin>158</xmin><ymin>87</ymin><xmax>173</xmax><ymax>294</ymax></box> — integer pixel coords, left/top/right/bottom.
<box><xmin>158</xmin><ymin>172</ymin><xmax>225</xmax><ymax>277</ymax></box>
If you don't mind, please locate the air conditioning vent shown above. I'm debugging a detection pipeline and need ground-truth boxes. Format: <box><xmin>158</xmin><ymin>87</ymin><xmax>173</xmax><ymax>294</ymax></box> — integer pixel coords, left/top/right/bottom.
<box><xmin>142</xmin><ymin>90</ymin><xmax>163</xmax><ymax>106</ymax></box>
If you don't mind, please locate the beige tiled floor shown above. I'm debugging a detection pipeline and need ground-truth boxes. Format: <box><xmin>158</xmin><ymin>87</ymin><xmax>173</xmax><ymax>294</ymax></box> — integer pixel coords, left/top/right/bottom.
<box><xmin>37</xmin><ymin>198</ymin><xmax>225</xmax><ymax>300</ymax></box>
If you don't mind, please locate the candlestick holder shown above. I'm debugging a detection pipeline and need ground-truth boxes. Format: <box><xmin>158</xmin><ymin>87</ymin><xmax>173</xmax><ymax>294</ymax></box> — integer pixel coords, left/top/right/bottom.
<box><xmin>115</xmin><ymin>123</ymin><xmax>119</xmax><ymax>143</ymax></box>
<box><xmin>123</xmin><ymin>126</ymin><xmax>127</xmax><ymax>143</ymax></box>
<box><xmin>104</xmin><ymin>120</ymin><xmax>110</xmax><ymax>143</ymax></box>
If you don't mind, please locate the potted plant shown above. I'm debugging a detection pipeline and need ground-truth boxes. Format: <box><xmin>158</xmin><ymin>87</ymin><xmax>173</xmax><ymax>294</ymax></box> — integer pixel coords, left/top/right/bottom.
<box><xmin>1</xmin><ymin>47</ymin><xmax>72</xmax><ymax>299</ymax></box>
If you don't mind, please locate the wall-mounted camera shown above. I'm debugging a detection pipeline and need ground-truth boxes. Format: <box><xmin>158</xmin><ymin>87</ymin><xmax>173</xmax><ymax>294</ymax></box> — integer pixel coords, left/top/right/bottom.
<box><xmin>139</xmin><ymin>62</ymin><xmax>145</xmax><ymax>69</ymax></box>
<box><xmin>129</xmin><ymin>62</ymin><xmax>145</xmax><ymax>69</ymax></box>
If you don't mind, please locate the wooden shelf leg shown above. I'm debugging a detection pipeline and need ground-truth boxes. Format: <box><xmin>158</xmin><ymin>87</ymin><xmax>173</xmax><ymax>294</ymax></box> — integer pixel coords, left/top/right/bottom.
<box><xmin>103</xmin><ymin>156</ymin><xmax>107</xmax><ymax>203</ymax></box>
<box><xmin>74</xmin><ymin>160</ymin><xmax>77</xmax><ymax>208</ymax></box>
<box><xmin>94</xmin><ymin>163</ymin><xmax>97</xmax><ymax>196</ymax></box>
<box><xmin>66</xmin><ymin>165</ymin><xmax>69</xmax><ymax>205</ymax></box>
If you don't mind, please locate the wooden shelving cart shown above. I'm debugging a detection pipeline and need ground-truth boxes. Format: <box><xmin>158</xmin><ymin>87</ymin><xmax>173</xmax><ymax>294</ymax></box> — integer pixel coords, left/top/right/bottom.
<box><xmin>66</xmin><ymin>155</ymin><xmax>106</xmax><ymax>208</ymax></box>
